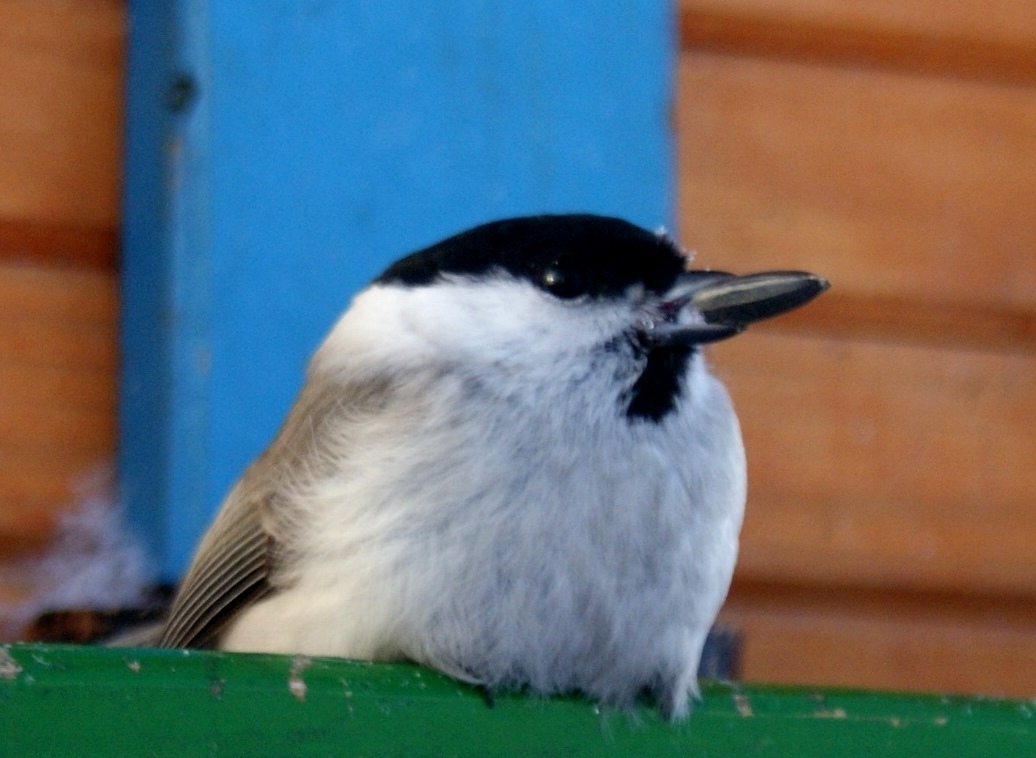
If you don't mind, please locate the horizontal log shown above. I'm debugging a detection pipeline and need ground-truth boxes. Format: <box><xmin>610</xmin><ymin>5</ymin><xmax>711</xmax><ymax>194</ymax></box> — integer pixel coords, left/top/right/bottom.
<box><xmin>0</xmin><ymin>217</ymin><xmax>118</xmax><ymax>270</ymax></box>
<box><xmin>721</xmin><ymin>579</ymin><xmax>1036</xmax><ymax>698</ymax></box>
<box><xmin>0</xmin><ymin>1</ymin><xmax>124</xmax><ymax>238</ymax></box>
<box><xmin>0</xmin><ymin>319</ymin><xmax>117</xmax><ymax>371</ymax></box>
<box><xmin>0</xmin><ymin>262</ymin><xmax>118</xmax><ymax>320</ymax></box>
<box><xmin>0</xmin><ymin>363</ymin><xmax>114</xmax><ymax>413</ymax></box>
<box><xmin>0</xmin><ymin>457</ymin><xmax>114</xmax><ymax>554</ymax></box>
<box><xmin>709</xmin><ymin>331</ymin><xmax>1036</xmax><ymax>596</ymax></box>
<box><xmin>681</xmin><ymin>0</ymin><xmax>1036</xmax><ymax>85</ymax></box>
<box><xmin>678</xmin><ymin>52</ymin><xmax>1036</xmax><ymax>314</ymax></box>
<box><xmin>763</xmin><ymin>291</ymin><xmax>1036</xmax><ymax>356</ymax></box>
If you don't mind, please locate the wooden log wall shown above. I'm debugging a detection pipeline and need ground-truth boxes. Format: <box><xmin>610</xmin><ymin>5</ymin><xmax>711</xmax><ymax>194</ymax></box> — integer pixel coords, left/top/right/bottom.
<box><xmin>678</xmin><ymin>0</ymin><xmax>1036</xmax><ymax>696</ymax></box>
<box><xmin>0</xmin><ymin>1</ymin><xmax>123</xmax><ymax>609</ymax></box>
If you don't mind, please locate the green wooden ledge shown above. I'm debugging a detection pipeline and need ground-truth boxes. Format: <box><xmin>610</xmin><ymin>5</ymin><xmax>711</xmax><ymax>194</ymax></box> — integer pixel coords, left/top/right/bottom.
<box><xmin>1</xmin><ymin>643</ymin><xmax>1032</xmax><ymax>757</ymax></box>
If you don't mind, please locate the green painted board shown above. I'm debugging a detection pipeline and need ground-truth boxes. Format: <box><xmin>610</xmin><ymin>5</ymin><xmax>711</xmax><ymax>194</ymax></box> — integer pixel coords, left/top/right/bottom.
<box><xmin>1</xmin><ymin>643</ymin><xmax>1033</xmax><ymax>756</ymax></box>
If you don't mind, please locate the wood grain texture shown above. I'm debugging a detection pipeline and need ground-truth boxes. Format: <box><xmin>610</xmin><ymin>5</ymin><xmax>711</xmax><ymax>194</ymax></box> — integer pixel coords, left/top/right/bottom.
<box><xmin>721</xmin><ymin>580</ymin><xmax>1036</xmax><ymax>697</ymax></box>
<box><xmin>768</xmin><ymin>291</ymin><xmax>1036</xmax><ymax>356</ymax></box>
<box><xmin>676</xmin><ymin>0</ymin><xmax>1036</xmax><ymax>698</ymax></box>
<box><xmin>0</xmin><ymin>218</ymin><xmax>118</xmax><ymax>270</ymax></box>
<box><xmin>0</xmin><ymin>0</ymin><xmax>124</xmax><ymax>266</ymax></box>
<box><xmin>709</xmin><ymin>331</ymin><xmax>1036</xmax><ymax>596</ymax></box>
<box><xmin>0</xmin><ymin>263</ymin><xmax>118</xmax><ymax>544</ymax></box>
<box><xmin>681</xmin><ymin>0</ymin><xmax>1036</xmax><ymax>85</ymax></box>
<box><xmin>678</xmin><ymin>52</ymin><xmax>1036</xmax><ymax>315</ymax></box>
<box><xmin>682</xmin><ymin>0</ymin><xmax>1036</xmax><ymax>51</ymax></box>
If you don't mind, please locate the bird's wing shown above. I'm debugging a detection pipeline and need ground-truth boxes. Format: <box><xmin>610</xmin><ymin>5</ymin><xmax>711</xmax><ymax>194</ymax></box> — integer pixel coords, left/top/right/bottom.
<box><xmin>156</xmin><ymin>371</ymin><xmax>395</xmax><ymax>650</ymax></box>
<box><xmin>155</xmin><ymin>475</ymin><xmax>275</xmax><ymax>649</ymax></box>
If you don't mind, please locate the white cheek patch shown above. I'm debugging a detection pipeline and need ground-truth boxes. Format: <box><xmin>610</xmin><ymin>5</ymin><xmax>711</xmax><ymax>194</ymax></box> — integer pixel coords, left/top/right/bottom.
<box><xmin>315</xmin><ymin>278</ymin><xmax>634</xmax><ymax>379</ymax></box>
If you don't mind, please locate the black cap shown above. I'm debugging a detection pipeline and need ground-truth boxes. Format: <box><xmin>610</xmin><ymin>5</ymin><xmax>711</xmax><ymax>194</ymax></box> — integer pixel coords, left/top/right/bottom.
<box><xmin>376</xmin><ymin>214</ymin><xmax>687</xmax><ymax>301</ymax></box>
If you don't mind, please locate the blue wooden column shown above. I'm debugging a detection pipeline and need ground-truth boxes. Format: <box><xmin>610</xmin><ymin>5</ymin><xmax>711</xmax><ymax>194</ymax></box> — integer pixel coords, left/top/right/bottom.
<box><xmin>121</xmin><ymin>1</ymin><xmax>676</xmax><ymax>581</ymax></box>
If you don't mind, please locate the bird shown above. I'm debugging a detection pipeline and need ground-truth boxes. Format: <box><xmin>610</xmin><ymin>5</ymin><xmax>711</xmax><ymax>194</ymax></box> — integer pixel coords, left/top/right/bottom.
<box><xmin>149</xmin><ymin>213</ymin><xmax>828</xmax><ymax>720</ymax></box>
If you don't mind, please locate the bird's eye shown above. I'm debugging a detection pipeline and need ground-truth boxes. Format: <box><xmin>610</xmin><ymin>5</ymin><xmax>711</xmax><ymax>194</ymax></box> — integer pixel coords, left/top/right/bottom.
<box><xmin>541</xmin><ymin>265</ymin><xmax>585</xmax><ymax>300</ymax></box>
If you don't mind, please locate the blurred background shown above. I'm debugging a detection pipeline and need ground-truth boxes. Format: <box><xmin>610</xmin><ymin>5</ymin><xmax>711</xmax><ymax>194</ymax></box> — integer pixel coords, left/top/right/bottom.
<box><xmin>0</xmin><ymin>0</ymin><xmax>1033</xmax><ymax>698</ymax></box>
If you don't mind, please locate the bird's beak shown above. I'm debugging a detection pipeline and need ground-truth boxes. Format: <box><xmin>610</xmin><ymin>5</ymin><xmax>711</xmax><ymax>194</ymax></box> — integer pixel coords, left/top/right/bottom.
<box><xmin>644</xmin><ymin>270</ymin><xmax>830</xmax><ymax>348</ymax></box>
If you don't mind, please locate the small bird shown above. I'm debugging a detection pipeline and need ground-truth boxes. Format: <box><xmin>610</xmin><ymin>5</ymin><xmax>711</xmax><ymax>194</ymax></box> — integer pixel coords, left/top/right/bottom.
<box><xmin>152</xmin><ymin>214</ymin><xmax>828</xmax><ymax>719</ymax></box>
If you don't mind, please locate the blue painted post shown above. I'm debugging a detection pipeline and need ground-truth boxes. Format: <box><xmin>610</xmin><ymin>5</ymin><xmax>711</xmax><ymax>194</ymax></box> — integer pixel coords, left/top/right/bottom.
<box><xmin>122</xmin><ymin>1</ymin><xmax>676</xmax><ymax>581</ymax></box>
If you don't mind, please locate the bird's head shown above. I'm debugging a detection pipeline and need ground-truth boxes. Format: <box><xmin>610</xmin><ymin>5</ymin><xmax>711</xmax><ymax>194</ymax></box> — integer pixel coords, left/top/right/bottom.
<box><xmin>316</xmin><ymin>214</ymin><xmax>828</xmax><ymax>414</ymax></box>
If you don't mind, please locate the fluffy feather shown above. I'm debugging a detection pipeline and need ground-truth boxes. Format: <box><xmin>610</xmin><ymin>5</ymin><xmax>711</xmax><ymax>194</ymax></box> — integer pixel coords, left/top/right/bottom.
<box><xmin>210</xmin><ymin>277</ymin><xmax>744</xmax><ymax>718</ymax></box>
